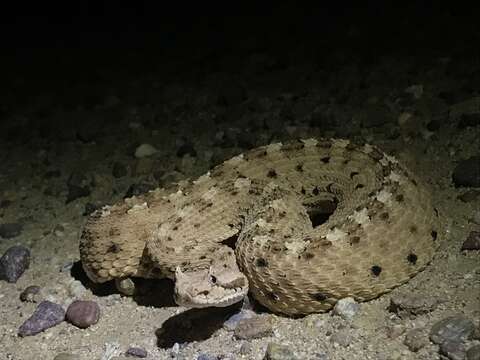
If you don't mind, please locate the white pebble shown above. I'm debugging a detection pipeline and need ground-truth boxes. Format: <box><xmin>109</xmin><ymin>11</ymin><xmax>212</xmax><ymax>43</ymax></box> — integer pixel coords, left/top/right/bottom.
<box><xmin>134</xmin><ymin>143</ymin><xmax>158</xmax><ymax>158</ymax></box>
<box><xmin>332</xmin><ymin>297</ymin><xmax>360</xmax><ymax>319</ymax></box>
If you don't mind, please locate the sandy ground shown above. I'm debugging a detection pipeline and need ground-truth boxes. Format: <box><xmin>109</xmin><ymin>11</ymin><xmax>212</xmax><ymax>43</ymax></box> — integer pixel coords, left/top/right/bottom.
<box><xmin>1</xmin><ymin>8</ymin><xmax>479</xmax><ymax>360</ymax></box>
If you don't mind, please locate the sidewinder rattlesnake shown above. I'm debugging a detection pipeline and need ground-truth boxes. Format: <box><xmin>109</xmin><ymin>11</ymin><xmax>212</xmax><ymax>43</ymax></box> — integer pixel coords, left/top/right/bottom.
<box><xmin>80</xmin><ymin>138</ymin><xmax>439</xmax><ymax>316</ymax></box>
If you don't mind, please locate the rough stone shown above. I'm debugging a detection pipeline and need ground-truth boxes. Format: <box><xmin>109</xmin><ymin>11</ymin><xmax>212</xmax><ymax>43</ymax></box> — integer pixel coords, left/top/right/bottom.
<box><xmin>19</xmin><ymin>285</ymin><xmax>42</xmax><ymax>303</ymax></box>
<box><xmin>234</xmin><ymin>316</ymin><xmax>274</xmax><ymax>340</ymax></box>
<box><xmin>125</xmin><ymin>347</ymin><xmax>147</xmax><ymax>358</ymax></box>
<box><xmin>332</xmin><ymin>297</ymin><xmax>360</xmax><ymax>319</ymax></box>
<box><xmin>330</xmin><ymin>330</ymin><xmax>352</xmax><ymax>347</ymax></box>
<box><xmin>18</xmin><ymin>301</ymin><xmax>65</xmax><ymax>336</ymax></box>
<box><xmin>134</xmin><ymin>143</ymin><xmax>158</xmax><ymax>158</ymax></box>
<box><xmin>66</xmin><ymin>300</ymin><xmax>100</xmax><ymax>328</ymax></box>
<box><xmin>467</xmin><ymin>344</ymin><xmax>480</xmax><ymax>360</ymax></box>
<box><xmin>0</xmin><ymin>245</ymin><xmax>30</xmax><ymax>283</ymax></box>
<box><xmin>440</xmin><ymin>340</ymin><xmax>466</xmax><ymax>360</ymax></box>
<box><xmin>388</xmin><ymin>293</ymin><xmax>438</xmax><ymax>318</ymax></box>
<box><xmin>462</xmin><ymin>231</ymin><xmax>480</xmax><ymax>251</ymax></box>
<box><xmin>0</xmin><ymin>222</ymin><xmax>23</xmax><ymax>238</ymax></box>
<box><xmin>403</xmin><ymin>328</ymin><xmax>428</xmax><ymax>352</ymax></box>
<box><xmin>264</xmin><ymin>342</ymin><xmax>298</xmax><ymax>360</ymax></box>
<box><xmin>430</xmin><ymin>315</ymin><xmax>475</xmax><ymax>345</ymax></box>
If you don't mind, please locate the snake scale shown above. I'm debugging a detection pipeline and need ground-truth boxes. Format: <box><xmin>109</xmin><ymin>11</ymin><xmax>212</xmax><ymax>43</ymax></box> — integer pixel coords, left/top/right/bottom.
<box><xmin>80</xmin><ymin>138</ymin><xmax>439</xmax><ymax>316</ymax></box>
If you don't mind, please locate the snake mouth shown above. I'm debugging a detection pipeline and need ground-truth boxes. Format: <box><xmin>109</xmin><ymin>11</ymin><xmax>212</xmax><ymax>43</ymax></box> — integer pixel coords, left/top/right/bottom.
<box><xmin>173</xmin><ymin>266</ymin><xmax>249</xmax><ymax>308</ymax></box>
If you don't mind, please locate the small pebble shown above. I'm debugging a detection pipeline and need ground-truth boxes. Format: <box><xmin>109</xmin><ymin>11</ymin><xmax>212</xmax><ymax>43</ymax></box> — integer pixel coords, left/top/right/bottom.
<box><xmin>66</xmin><ymin>300</ymin><xmax>100</xmax><ymax>328</ymax></box>
<box><xmin>0</xmin><ymin>222</ymin><xmax>23</xmax><ymax>238</ymax></box>
<box><xmin>388</xmin><ymin>293</ymin><xmax>438</xmax><ymax>318</ymax></box>
<box><xmin>457</xmin><ymin>189</ymin><xmax>480</xmax><ymax>202</ymax></box>
<box><xmin>53</xmin><ymin>353</ymin><xmax>80</xmax><ymax>360</ymax></box>
<box><xmin>66</xmin><ymin>171</ymin><xmax>91</xmax><ymax>203</ymax></box>
<box><xmin>234</xmin><ymin>316</ymin><xmax>274</xmax><ymax>340</ymax></box>
<box><xmin>430</xmin><ymin>315</ymin><xmax>475</xmax><ymax>345</ymax></box>
<box><xmin>329</xmin><ymin>330</ymin><xmax>352</xmax><ymax>347</ymax></box>
<box><xmin>19</xmin><ymin>285</ymin><xmax>42</xmax><ymax>303</ymax></box>
<box><xmin>264</xmin><ymin>342</ymin><xmax>298</xmax><ymax>360</ymax></box>
<box><xmin>462</xmin><ymin>231</ymin><xmax>480</xmax><ymax>251</ymax></box>
<box><xmin>386</xmin><ymin>324</ymin><xmax>405</xmax><ymax>339</ymax></box>
<box><xmin>0</xmin><ymin>245</ymin><xmax>30</xmax><ymax>283</ymax></box>
<box><xmin>83</xmin><ymin>202</ymin><xmax>100</xmax><ymax>216</ymax></box>
<box><xmin>452</xmin><ymin>156</ymin><xmax>480</xmax><ymax>187</ymax></box>
<box><xmin>125</xmin><ymin>347</ymin><xmax>147</xmax><ymax>358</ymax></box>
<box><xmin>176</xmin><ymin>142</ymin><xmax>197</xmax><ymax>158</ymax></box>
<box><xmin>223</xmin><ymin>309</ymin><xmax>255</xmax><ymax>330</ymax></box>
<box><xmin>124</xmin><ymin>182</ymin><xmax>156</xmax><ymax>198</ymax></box>
<box><xmin>18</xmin><ymin>300</ymin><xmax>65</xmax><ymax>336</ymax></box>
<box><xmin>403</xmin><ymin>328</ymin><xmax>428</xmax><ymax>352</ymax></box>
<box><xmin>115</xmin><ymin>278</ymin><xmax>136</xmax><ymax>296</ymax></box>
<box><xmin>467</xmin><ymin>344</ymin><xmax>480</xmax><ymax>360</ymax></box>
<box><xmin>134</xmin><ymin>143</ymin><xmax>158</xmax><ymax>158</ymax></box>
<box><xmin>440</xmin><ymin>340</ymin><xmax>466</xmax><ymax>360</ymax></box>
<box><xmin>332</xmin><ymin>297</ymin><xmax>360</xmax><ymax>319</ymax></box>
<box><xmin>112</xmin><ymin>162</ymin><xmax>128</xmax><ymax>178</ymax></box>
<box><xmin>197</xmin><ymin>354</ymin><xmax>218</xmax><ymax>360</ymax></box>
<box><xmin>67</xmin><ymin>279</ymin><xmax>88</xmax><ymax>299</ymax></box>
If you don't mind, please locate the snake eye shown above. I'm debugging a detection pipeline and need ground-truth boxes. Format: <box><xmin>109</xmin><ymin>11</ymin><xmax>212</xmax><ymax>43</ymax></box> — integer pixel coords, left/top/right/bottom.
<box><xmin>210</xmin><ymin>275</ymin><xmax>217</xmax><ymax>283</ymax></box>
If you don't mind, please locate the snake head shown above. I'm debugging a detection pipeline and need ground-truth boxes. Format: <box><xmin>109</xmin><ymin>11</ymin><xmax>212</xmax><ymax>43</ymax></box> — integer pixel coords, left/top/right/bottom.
<box><xmin>173</xmin><ymin>262</ymin><xmax>249</xmax><ymax>308</ymax></box>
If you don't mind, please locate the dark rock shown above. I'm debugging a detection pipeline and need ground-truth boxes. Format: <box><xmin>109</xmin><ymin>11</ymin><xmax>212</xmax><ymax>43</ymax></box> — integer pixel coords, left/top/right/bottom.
<box><xmin>403</xmin><ymin>328</ymin><xmax>428</xmax><ymax>352</ymax></box>
<box><xmin>388</xmin><ymin>294</ymin><xmax>438</xmax><ymax>318</ymax></box>
<box><xmin>452</xmin><ymin>156</ymin><xmax>480</xmax><ymax>187</ymax></box>
<box><xmin>18</xmin><ymin>301</ymin><xmax>65</xmax><ymax>336</ymax></box>
<box><xmin>440</xmin><ymin>340</ymin><xmax>466</xmax><ymax>360</ymax></box>
<box><xmin>458</xmin><ymin>189</ymin><xmax>480</xmax><ymax>202</ymax></box>
<box><xmin>112</xmin><ymin>162</ymin><xmax>128</xmax><ymax>178</ymax></box>
<box><xmin>176</xmin><ymin>143</ymin><xmax>197</xmax><ymax>158</ymax></box>
<box><xmin>19</xmin><ymin>285</ymin><xmax>41</xmax><ymax>302</ymax></box>
<box><xmin>125</xmin><ymin>347</ymin><xmax>148</xmax><ymax>358</ymax></box>
<box><xmin>0</xmin><ymin>245</ymin><xmax>30</xmax><ymax>283</ymax></box>
<box><xmin>0</xmin><ymin>222</ymin><xmax>23</xmax><ymax>238</ymax></box>
<box><xmin>467</xmin><ymin>344</ymin><xmax>480</xmax><ymax>360</ymax></box>
<box><xmin>462</xmin><ymin>231</ymin><xmax>480</xmax><ymax>250</ymax></box>
<box><xmin>66</xmin><ymin>300</ymin><xmax>100</xmax><ymax>328</ymax></box>
<box><xmin>458</xmin><ymin>114</ymin><xmax>480</xmax><ymax>129</ymax></box>
<box><xmin>83</xmin><ymin>202</ymin><xmax>100</xmax><ymax>216</ymax></box>
<box><xmin>0</xmin><ymin>199</ymin><xmax>12</xmax><ymax>208</ymax></box>
<box><xmin>66</xmin><ymin>171</ymin><xmax>92</xmax><ymax>203</ymax></box>
<box><xmin>234</xmin><ymin>316</ymin><xmax>274</xmax><ymax>340</ymax></box>
<box><xmin>264</xmin><ymin>342</ymin><xmax>298</xmax><ymax>360</ymax></box>
<box><xmin>124</xmin><ymin>183</ymin><xmax>156</xmax><ymax>198</ymax></box>
<box><xmin>430</xmin><ymin>315</ymin><xmax>475</xmax><ymax>345</ymax></box>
